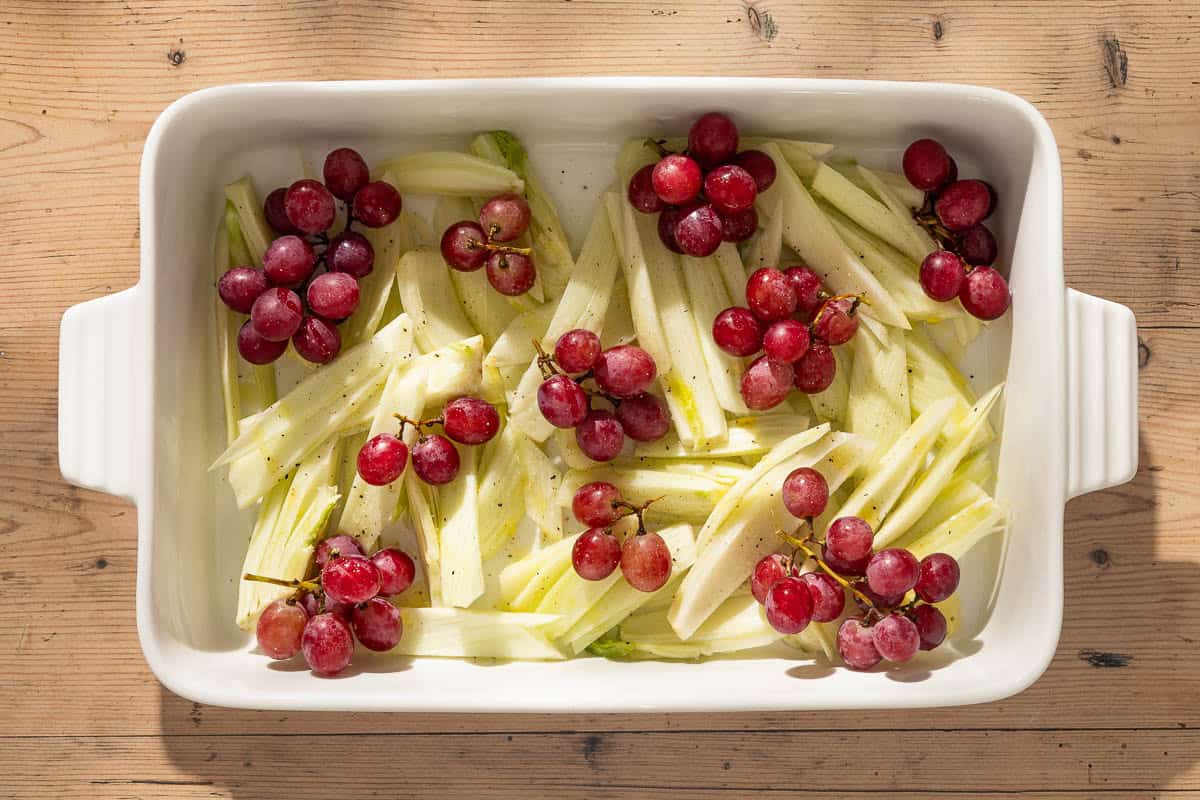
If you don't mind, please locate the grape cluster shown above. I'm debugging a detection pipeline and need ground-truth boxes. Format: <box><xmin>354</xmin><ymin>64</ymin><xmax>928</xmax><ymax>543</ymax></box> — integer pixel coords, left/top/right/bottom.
<box><xmin>902</xmin><ymin>138</ymin><xmax>1011</xmax><ymax>321</ymax></box>
<box><xmin>627</xmin><ymin>112</ymin><xmax>776</xmax><ymax>257</ymax></box>
<box><xmin>535</xmin><ymin>330</ymin><xmax>670</xmax><ymax>462</ymax></box>
<box><xmin>750</xmin><ymin>466</ymin><xmax>960</xmax><ymax>669</ymax></box>
<box><xmin>356</xmin><ymin>395</ymin><xmax>501</xmax><ymax>487</ymax></box>
<box><xmin>440</xmin><ymin>193</ymin><xmax>537</xmax><ymax>296</ymax></box>
<box><xmin>570</xmin><ymin>482</ymin><xmax>672</xmax><ymax>593</ymax></box>
<box><xmin>252</xmin><ymin>536</ymin><xmax>416</xmax><ymax>677</ymax></box>
<box><xmin>218</xmin><ymin>148</ymin><xmax>402</xmax><ymax>366</ymax></box>
<box><xmin>713</xmin><ymin>266</ymin><xmax>857</xmax><ymax>409</ymax></box>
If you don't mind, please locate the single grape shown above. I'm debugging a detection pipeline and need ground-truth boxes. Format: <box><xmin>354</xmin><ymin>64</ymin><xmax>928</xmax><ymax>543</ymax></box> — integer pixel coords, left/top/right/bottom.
<box><xmin>594</xmin><ymin>345</ymin><xmax>657</xmax><ymax>399</ymax></box>
<box><xmin>919</xmin><ymin>250</ymin><xmax>966</xmax><ymax>302</ymax></box>
<box><xmin>784</xmin><ymin>265</ymin><xmax>825</xmax><ymax>317</ymax></box>
<box><xmin>256</xmin><ymin>598</ymin><xmax>308</xmax><ymax>659</ymax></box>
<box><xmin>959</xmin><ymin>224</ymin><xmax>998</xmax><ymax>265</ymax></box>
<box><xmin>826</xmin><ymin>516</ymin><xmax>874</xmax><ymax>562</ymax></box>
<box><xmin>572</xmin><ymin>481</ymin><xmax>623</xmax><ymax>527</ymax></box>
<box><xmin>327</xmin><ymin>230</ymin><xmax>375</xmax><ymax>278</ymax></box>
<box><xmin>811</xmin><ymin>298</ymin><xmax>858</xmax><ymax>345</ymax></box>
<box><xmin>656</xmin><ymin>205</ymin><xmax>687</xmax><ymax>254</ymax></box>
<box><xmin>479</xmin><ymin>192</ymin><xmax>532</xmax><ymax>242</ymax></box>
<box><xmin>751</xmin><ymin>553</ymin><xmax>790</xmax><ymax>605</ymax></box>
<box><xmin>615</xmin><ymin>392</ymin><xmax>670</xmax><ymax>442</ymax></box>
<box><xmin>911</xmin><ymin>603</ymin><xmax>948</xmax><ymax>650</ymax></box>
<box><xmin>915</xmin><ymin>553</ymin><xmax>960</xmax><ymax>603</ymax></box>
<box><xmin>440</xmin><ymin>221</ymin><xmax>488</xmax><ymax>272</ymax></box>
<box><xmin>745</xmin><ymin>267</ymin><xmax>799</xmax><ymax>322</ymax></box>
<box><xmin>411</xmin><ymin>434</ymin><xmax>460</xmax><ymax>485</ymax></box>
<box><xmin>620</xmin><ymin>531</ymin><xmax>672</xmax><ymax>592</ymax></box>
<box><xmin>719</xmin><ymin>207</ymin><xmax>758</xmax><ymax>242</ymax></box>
<box><xmin>959</xmin><ymin>266</ymin><xmax>1011</xmax><ymax>320</ymax></box>
<box><xmin>866</xmin><ymin>548</ymin><xmax>921</xmax><ymax>598</ymax></box>
<box><xmin>237</xmin><ymin>320</ymin><xmax>288</xmax><ymax>364</ymax></box>
<box><xmin>732</xmin><ymin>149</ymin><xmax>776</xmax><ymax>192</ymax></box>
<box><xmin>673</xmin><ymin>203</ymin><xmax>723</xmax><ymax>257</ymax></box>
<box><xmin>651</xmin><ymin>154</ymin><xmax>702</xmax><ymax>205</ymax></box>
<box><xmin>739</xmin><ymin>355</ymin><xmax>794</xmax><ymax>410</ymax></box>
<box><xmin>855</xmin><ymin>580</ymin><xmax>907</xmax><ymax>610</ymax></box>
<box><xmin>946</xmin><ymin>156</ymin><xmax>959</xmax><ymax>183</ymax></box>
<box><xmin>793</xmin><ymin>341</ymin><xmax>836</xmax><ymax>394</ymax></box>
<box><xmin>837</xmin><ymin>618</ymin><xmax>881</xmax><ymax>670</ymax></box>
<box><xmin>782</xmin><ymin>466</ymin><xmax>829</xmax><ymax>519</ymax></box>
<box><xmin>627</xmin><ymin>164</ymin><xmax>665</xmax><ymax>214</ymax></box>
<box><xmin>712</xmin><ymin>306</ymin><xmax>765</xmax><ymax>357</ymax></box>
<box><xmin>688</xmin><ymin>111</ymin><xmax>739</xmax><ymax>166</ymax></box>
<box><xmin>298</xmin><ymin>591</ymin><xmax>321</xmax><ymax>618</ymax></box>
<box><xmin>323</xmin><ymin>147</ymin><xmax>370</xmax><ymax>202</ymax></box>
<box><xmin>352</xmin><ymin>180</ymin><xmax>402</xmax><ymax>228</ymax></box>
<box><xmin>537</xmin><ymin>374</ymin><xmax>590</xmax><ymax>428</ymax></box>
<box><xmin>572</xmin><ymin>528</ymin><xmax>622</xmax><ymax>581</ymax></box>
<box><xmin>873</xmin><ymin>613</ymin><xmax>920</xmax><ymax>662</ymax></box>
<box><xmin>292</xmin><ymin>316</ymin><xmax>342</xmax><ymax>364</ymax></box>
<box><xmin>262</xmin><ymin>235</ymin><xmax>316</xmax><ymax>287</ymax></box>
<box><xmin>762</xmin><ymin>319</ymin><xmax>810</xmax><ymax>364</ymax></box>
<box><xmin>321</xmin><ymin>554</ymin><xmax>382</xmax><ymax>605</ymax></box>
<box><xmin>307</xmin><ymin>271</ymin><xmax>360</xmax><ymax>321</ymax></box>
<box><xmin>485</xmin><ymin>251</ymin><xmax>537</xmax><ymax>296</ymax></box>
<box><xmin>902</xmin><ymin>138</ymin><xmax>953</xmax><ymax>191</ymax></box>
<box><xmin>801</xmin><ymin>572</ymin><xmax>846</xmax><ymax>623</ymax></box>
<box><xmin>576</xmin><ymin>409</ymin><xmax>625</xmax><ymax>462</ymax></box>
<box><xmin>263</xmin><ymin>187</ymin><xmax>298</xmax><ymax>235</ymax></box>
<box><xmin>284</xmin><ymin>179</ymin><xmax>336</xmax><ymax>234</ymax></box>
<box><xmin>372</xmin><ymin>548</ymin><xmax>416</xmax><ymax>597</ymax></box>
<box><xmin>704</xmin><ymin>164</ymin><xmax>758</xmax><ymax>215</ymax></box>
<box><xmin>301</xmin><ymin>613</ymin><xmax>355</xmax><ymax>676</ymax></box>
<box><xmin>250</xmin><ymin>288</ymin><xmax>303</xmax><ymax>342</ymax></box>
<box><xmin>821</xmin><ymin>544</ymin><xmax>869</xmax><ymax>577</ymax></box>
<box><xmin>981</xmin><ymin>180</ymin><xmax>998</xmax><ymax>217</ymax></box>
<box><xmin>935</xmin><ymin>179</ymin><xmax>992</xmax><ymax>231</ymax></box>
<box><xmin>350</xmin><ymin>596</ymin><xmax>404</xmax><ymax>651</ymax></box>
<box><xmin>323</xmin><ymin>598</ymin><xmax>353</xmax><ymax>621</ymax></box>
<box><xmin>554</xmin><ymin>328</ymin><xmax>602</xmax><ymax>374</ymax></box>
<box><xmin>765</xmin><ymin>575</ymin><xmax>814</xmax><ymax>634</ymax></box>
<box><xmin>218</xmin><ymin>267</ymin><xmax>269</xmax><ymax>314</ymax></box>
<box><xmin>315</xmin><ymin>535</ymin><xmax>364</xmax><ymax>569</ymax></box>
<box><xmin>442</xmin><ymin>396</ymin><xmax>500</xmax><ymax>445</ymax></box>
<box><xmin>357</xmin><ymin>433</ymin><xmax>408</xmax><ymax>486</ymax></box>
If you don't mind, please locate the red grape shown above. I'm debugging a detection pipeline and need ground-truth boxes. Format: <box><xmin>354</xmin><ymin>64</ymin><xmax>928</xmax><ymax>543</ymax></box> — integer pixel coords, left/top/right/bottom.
<box><xmin>801</xmin><ymin>572</ymin><xmax>846</xmax><ymax>623</ymax></box>
<box><xmin>712</xmin><ymin>306</ymin><xmax>765</xmax><ymax>357</ymax></box>
<box><xmin>837</xmin><ymin>618</ymin><xmax>881</xmax><ymax>670</ymax></box>
<box><xmin>327</xmin><ymin>230</ymin><xmax>375</xmax><ymax>278</ymax></box>
<box><xmin>353</xmin><ymin>180</ymin><xmax>402</xmax><ymax>228</ymax></box>
<box><xmin>615</xmin><ymin>393</ymin><xmax>670</xmax><ymax>442</ymax></box>
<box><xmin>822</xmin><ymin>545</ymin><xmax>869</xmax><ymax>577</ymax></box>
<box><xmin>620</xmin><ymin>531</ymin><xmax>672</xmax><ymax>592</ymax></box>
<box><xmin>263</xmin><ymin>235</ymin><xmax>316</xmax><ymax>287</ymax></box>
<box><xmin>301</xmin><ymin>613</ymin><xmax>355</xmax><ymax>676</ymax></box>
<box><xmin>237</xmin><ymin>320</ymin><xmax>288</xmax><ymax>364</ymax></box>
<box><xmin>793</xmin><ymin>340</ymin><xmax>836</xmax><ymax>393</ymax></box>
<box><xmin>218</xmin><ymin>267</ymin><xmax>269</xmax><ymax>314</ymax></box>
<box><xmin>873</xmin><ymin>613</ymin><xmax>920</xmax><ymax>662</ymax></box>
<box><xmin>285</xmin><ymin>179</ymin><xmax>336</xmax><ymax>235</ymax></box>
<box><xmin>627</xmin><ymin>164</ymin><xmax>665</xmax><ymax>214</ymax></box>
<box><xmin>554</xmin><ymin>329</ymin><xmax>602</xmax><ymax>374</ymax></box>
<box><xmin>704</xmin><ymin>165</ymin><xmax>758</xmax><ymax>214</ymax></box>
<box><xmin>441</xmin><ymin>221</ymin><xmax>488</xmax><ymax>272</ymax></box>
<box><xmin>784</xmin><ymin>265</ymin><xmax>825</xmax><ymax>316</ymax></box>
<box><xmin>479</xmin><ymin>192</ymin><xmax>531</xmax><ymax>242</ymax></box>
<box><xmin>537</xmin><ymin>374</ymin><xmax>590</xmax><ymax>428</ymax></box>
<box><xmin>866</xmin><ymin>548</ymin><xmax>921</xmax><ymax>598</ymax></box>
<box><xmin>357</xmin><ymin>433</ymin><xmax>408</xmax><ymax>486</ymax></box>
<box><xmin>298</xmin><ymin>591</ymin><xmax>321</xmax><ymax>618</ymax></box>
<box><xmin>323</xmin><ymin>147</ymin><xmax>370</xmax><ymax>202</ymax></box>
<box><xmin>572</xmin><ymin>481</ymin><xmax>623</xmax><ymax>528</ymax></box>
<box><xmin>915</xmin><ymin>553</ymin><xmax>960</xmax><ymax>603</ymax></box>
<box><xmin>946</xmin><ymin>156</ymin><xmax>959</xmax><ymax>183</ymax></box>
<box><xmin>919</xmin><ymin>250</ymin><xmax>966</xmax><ymax>302</ymax></box>
<box><xmin>739</xmin><ymin>355</ymin><xmax>794</xmax><ymax>410</ymax></box>
<box><xmin>751</xmin><ymin>553</ymin><xmax>790</xmax><ymax>605</ymax></box>
<box><xmin>688</xmin><ymin>111</ymin><xmax>738</xmax><ymax>166</ymax></box>
<box><xmin>762</xmin><ymin>319</ymin><xmax>810</xmax><ymax>364</ymax></box>
<box><xmin>673</xmin><ymin>203</ymin><xmax>723</xmax><ymax>257</ymax></box>
<box><xmin>264</xmin><ymin>187</ymin><xmax>298</xmax><ymax>235</ymax></box>
<box><xmin>656</xmin><ymin>205</ymin><xmax>687</xmax><ymax>254</ymax></box>
<box><xmin>250</xmin><ymin>288</ymin><xmax>303</xmax><ymax>342</ymax></box>
<box><xmin>256</xmin><ymin>598</ymin><xmax>308</xmax><ymax>659</ymax></box>
<box><xmin>935</xmin><ymin>179</ymin><xmax>991</xmax><ymax>231</ymax></box>
<box><xmin>323</xmin><ymin>598</ymin><xmax>353</xmax><ymax>622</ymax></box>
<box><xmin>576</xmin><ymin>409</ymin><xmax>625</xmax><ymax>462</ymax></box>
<box><xmin>855</xmin><ymin>580</ymin><xmax>906</xmax><ymax>610</ymax></box>
<box><xmin>745</xmin><ymin>267</ymin><xmax>799</xmax><ymax>322</ymax></box>
<box><xmin>307</xmin><ymin>271</ymin><xmax>360</xmax><ymax>320</ymax></box>
<box><xmin>411</xmin><ymin>434</ymin><xmax>460</xmax><ymax>485</ymax></box>
<box><xmin>902</xmin><ymin>138</ymin><xmax>953</xmax><ymax>191</ymax></box>
<box><xmin>811</xmin><ymin>298</ymin><xmax>858</xmax><ymax>345</ymax></box>
<box><xmin>765</xmin><ymin>575</ymin><xmax>813</xmax><ymax>634</ymax></box>
<box><xmin>732</xmin><ymin>149</ymin><xmax>776</xmax><ymax>192</ymax></box>
<box><xmin>485</xmin><ymin>251</ymin><xmax>537</xmax><ymax>296</ymax></box>
<box><xmin>442</xmin><ymin>396</ymin><xmax>500</xmax><ymax>445</ymax></box>
<box><xmin>719</xmin><ymin>207</ymin><xmax>758</xmax><ymax>243</ymax></box>
<box><xmin>315</xmin><ymin>535</ymin><xmax>364</xmax><ymax>568</ymax></box>
<box><xmin>594</xmin><ymin>345</ymin><xmax>657</xmax><ymax>399</ymax></box>
<box><xmin>826</xmin><ymin>516</ymin><xmax>874</xmax><ymax>562</ymax></box>
<box><xmin>911</xmin><ymin>603</ymin><xmax>948</xmax><ymax>650</ymax></box>
<box><xmin>782</xmin><ymin>466</ymin><xmax>829</xmax><ymax>518</ymax></box>
<box><xmin>959</xmin><ymin>224</ymin><xmax>998</xmax><ymax>265</ymax></box>
<box><xmin>959</xmin><ymin>266</ymin><xmax>1010</xmax><ymax>320</ymax></box>
<box><xmin>350</xmin><ymin>596</ymin><xmax>403</xmax><ymax>651</ymax></box>
<box><xmin>372</xmin><ymin>548</ymin><xmax>416</xmax><ymax>597</ymax></box>
<box><xmin>321</xmin><ymin>554</ymin><xmax>382</xmax><ymax>605</ymax></box>
<box><xmin>292</xmin><ymin>316</ymin><xmax>341</xmax><ymax>364</ymax></box>
<box><xmin>572</xmin><ymin>528</ymin><xmax>622</xmax><ymax>581</ymax></box>
<box><xmin>651</xmin><ymin>154</ymin><xmax>702</xmax><ymax>205</ymax></box>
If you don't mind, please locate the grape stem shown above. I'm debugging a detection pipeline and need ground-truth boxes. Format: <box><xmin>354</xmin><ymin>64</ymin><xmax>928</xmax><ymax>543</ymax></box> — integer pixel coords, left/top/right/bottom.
<box><xmin>392</xmin><ymin>413</ymin><xmax>442</xmax><ymax>436</ymax></box>
<box><xmin>612</xmin><ymin>496</ymin><xmax>662</xmax><ymax>536</ymax></box>
<box><xmin>811</xmin><ymin>292</ymin><xmax>866</xmax><ymax>330</ymax></box>
<box><xmin>468</xmin><ymin>238</ymin><xmax>532</xmax><ymax>257</ymax></box>
<box><xmin>243</xmin><ymin>572</ymin><xmax>320</xmax><ymax>593</ymax></box>
<box><xmin>775</xmin><ymin>529</ymin><xmax>881</xmax><ymax>619</ymax></box>
<box><xmin>644</xmin><ymin>137</ymin><xmax>673</xmax><ymax>158</ymax></box>
<box><xmin>532</xmin><ymin>340</ymin><xmax>561</xmax><ymax>380</ymax></box>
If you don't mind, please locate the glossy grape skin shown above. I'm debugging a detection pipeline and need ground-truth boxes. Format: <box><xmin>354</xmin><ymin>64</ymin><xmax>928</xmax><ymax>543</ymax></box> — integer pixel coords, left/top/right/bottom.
<box><xmin>250</xmin><ymin>288</ymin><xmax>304</xmax><ymax>342</ymax></box>
<box><xmin>821</xmin><ymin>544</ymin><xmax>869</xmax><ymax>577</ymax></box>
<box><xmin>321</xmin><ymin>554</ymin><xmax>382</xmax><ymax>605</ymax></box>
<box><xmin>218</xmin><ymin>267</ymin><xmax>270</xmax><ymax>314</ymax></box>
<box><xmin>315</xmin><ymin>535</ymin><xmax>364</xmax><ymax>568</ymax></box>
<box><xmin>651</xmin><ymin>154</ymin><xmax>703</xmax><ymax>205</ymax></box>
<box><xmin>479</xmin><ymin>192</ymin><xmax>531</xmax><ymax>242</ymax></box>
<box><xmin>656</xmin><ymin>206</ymin><xmax>687</xmax><ymax>254</ymax></box>
<box><xmin>855</xmin><ymin>580</ymin><xmax>906</xmax><ymax>610</ymax></box>
<box><xmin>357</xmin><ymin>433</ymin><xmax>408</xmax><ymax>486</ymax></box>
<box><xmin>572</xmin><ymin>481</ymin><xmax>623</xmax><ymax>527</ymax></box>
<box><xmin>620</xmin><ymin>531</ymin><xmax>672</xmax><ymax>592</ymax></box>
<box><xmin>485</xmin><ymin>251</ymin><xmax>537</xmax><ymax>296</ymax></box>
<box><xmin>801</xmin><ymin>572</ymin><xmax>846</xmax><ymax>623</ymax></box>
<box><xmin>352</xmin><ymin>180</ymin><xmax>402</xmax><ymax>228</ymax></box>
<box><xmin>919</xmin><ymin>250</ymin><xmax>966</xmax><ymax>302</ymax></box>
<box><xmin>764</xmin><ymin>575</ymin><xmax>814</xmax><ymax>634</ymax></box>
<box><xmin>594</xmin><ymin>345</ymin><xmax>657</xmax><ymax>399</ymax></box>
<box><xmin>298</xmin><ymin>591</ymin><xmax>322</xmax><ymax>619</ymax></box>
<box><xmin>960</xmin><ymin>224</ymin><xmax>998</xmax><ymax>265</ymax></box>
<box><xmin>739</xmin><ymin>356</ymin><xmax>795</xmax><ymax>411</ymax></box>
<box><xmin>615</xmin><ymin>393</ymin><xmax>670</xmax><ymax>442</ymax></box>
<box><xmin>627</xmin><ymin>164</ymin><xmax>665</xmax><ymax>214</ymax></box>
<box><xmin>292</xmin><ymin>316</ymin><xmax>342</xmax><ymax>364</ymax></box>
<box><xmin>572</xmin><ymin>528</ymin><xmax>622</xmax><ymax>581</ymax></box>
<box><xmin>745</xmin><ymin>268</ymin><xmax>799</xmax><ymax>322</ymax></box>
<box><xmin>264</xmin><ymin>187</ymin><xmax>298</xmax><ymax>235</ymax></box>
<box><xmin>866</xmin><ymin>548</ymin><xmax>921</xmax><ymax>597</ymax></box>
<box><xmin>902</xmin><ymin>138</ymin><xmax>953</xmax><ymax>191</ymax></box>
<box><xmin>327</xmin><ymin>230</ymin><xmax>375</xmax><ymax>278</ymax></box>
<box><xmin>793</xmin><ymin>341</ymin><xmax>837</xmax><ymax>394</ymax></box>
<box><xmin>915</xmin><ymin>553</ymin><xmax>960</xmax><ymax>603</ymax></box>
<box><xmin>911</xmin><ymin>603</ymin><xmax>948</xmax><ymax>650</ymax></box>
<box><xmin>811</xmin><ymin>299</ymin><xmax>858</xmax><ymax>345</ymax></box>
<box><xmin>440</xmin><ymin>221</ymin><xmax>489</xmax><ymax>272</ymax></box>
<box><xmin>785</xmin><ymin>266</ymin><xmax>825</xmax><ymax>317</ymax></box>
<box><xmin>537</xmin><ymin>374</ymin><xmax>590</xmax><ymax>428</ymax></box>
<box><xmin>762</xmin><ymin>319</ymin><xmax>810</xmax><ymax>364</ymax></box>
<box><xmin>256</xmin><ymin>598</ymin><xmax>308</xmax><ymax>659</ymax></box>
<box><xmin>732</xmin><ymin>149</ymin><xmax>776</xmax><ymax>192</ymax></box>
<box><xmin>301</xmin><ymin>613</ymin><xmax>355</xmax><ymax>676</ymax></box>
<box><xmin>350</xmin><ymin>597</ymin><xmax>404</xmax><ymax>651</ymax></box>
<box><xmin>442</xmin><ymin>396</ymin><xmax>500</xmax><ymax>445</ymax></box>
<box><xmin>751</xmin><ymin>553</ymin><xmax>790</xmax><ymax>604</ymax></box>
<box><xmin>307</xmin><ymin>271</ymin><xmax>360</xmax><ymax>320</ymax></box>
<box><xmin>285</xmin><ymin>179</ymin><xmax>336</xmax><ymax>234</ymax></box>
<box><xmin>719</xmin><ymin>207</ymin><xmax>758</xmax><ymax>243</ymax></box>
<box><xmin>712</xmin><ymin>306</ymin><xmax>765</xmax><ymax>357</ymax></box>
<box><xmin>935</xmin><ymin>179</ymin><xmax>992</xmax><ymax>231</ymax></box>
<box><xmin>554</xmin><ymin>329</ymin><xmax>602</xmax><ymax>374</ymax></box>
<box><xmin>688</xmin><ymin>111</ymin><xmax>739</xmax><ymax>166</ymax></box>
<box><xmin>371</xmin><ymin>548</ymin><xmax>416</xmax><ymax>597</ymax></box>
<box><xmin>873</xmin><ymin>613</ymin><xmax>920</xmax><ymax>662</ymax></box>
<box><xmin>673</xmin><ymin>203</ymin><xmax>723</xmax><ymax>257</ymax></box>
<box><xmin>836</xmin><ymin>618</ymin><xmax>881</xmax><ymax>671</ymax></box>
<box><xmin>576</xmin><ymin>410</ymin><xmax>625</xmax><ymax>462</ymax></box>
<box><xmin>323</xmin><ymin>147</ymin><xmax>370</xmax><ymax>202</ymax></box>
<box><xmin>237</xmin><ymin>321</ymin><xmax>288</xmax><ymax>364</ymax></box>
<box><xmin>262</xmin><ymin>235</ymin><xmax>317</xmax><ymax>287</ymax></box>
<box><xmin>959</xmin><ymin>266</ymin><xmax>1011</xmax><ymax>320</ymax></box>
<box><xmin>411</xmin><ymin>434</ymin><xmax>460</xmax><ymax>485</ymax></box>
<box><xmin>781</xmin><ymin>466</ymin><xmax>829</xmax><ymax>519</ymax></box>
<box><xmin>704</xmin><ymin>165</ymin><xmax>758</xmax><ymax>214</ymax></box>
<box><xmin>826</xmin><ymin>516</ymin><xmax>874</xmax><ymax>562</ymax></box>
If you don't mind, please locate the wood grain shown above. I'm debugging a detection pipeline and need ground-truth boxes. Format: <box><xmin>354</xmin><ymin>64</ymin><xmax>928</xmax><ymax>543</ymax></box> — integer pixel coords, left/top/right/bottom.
<box><xmin>1</xmin><ymin>0</ymin><xmax>1198</xmax><ymax>796</ymax></box>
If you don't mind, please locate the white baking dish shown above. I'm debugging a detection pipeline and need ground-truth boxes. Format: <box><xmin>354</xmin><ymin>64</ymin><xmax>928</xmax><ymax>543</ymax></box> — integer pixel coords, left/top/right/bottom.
<box><xmin>58</xmin><ymin>79</ymin><xmax>1137</xmax><ymax>711</ymax></box>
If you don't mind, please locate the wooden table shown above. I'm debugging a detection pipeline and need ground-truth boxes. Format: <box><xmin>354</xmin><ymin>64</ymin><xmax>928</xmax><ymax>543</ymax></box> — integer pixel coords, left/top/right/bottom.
<box><xmin>2</xmin><ymin>1</ymin><xmax>1197</xmax><ymax>797</ymax></box>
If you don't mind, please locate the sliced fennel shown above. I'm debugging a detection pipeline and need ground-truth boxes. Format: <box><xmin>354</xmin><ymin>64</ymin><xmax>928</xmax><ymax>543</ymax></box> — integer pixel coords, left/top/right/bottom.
<box><xmin>499</xmin><ymin>532</ymin><xmax>580</xmax><ymax>611</ymax></box>
<box><xmin>406</xmin><ymin>478</ymin><xmax>442</xmax><ymax>606</ymax></box>
<box><xmin>392</xmin><ymin>608</ymin><xmax>564</xmax><ymax>660</ymax></box>
<box><xmin>614</xmin><ymin>137</ymin><xmax>660</xmax><ymax>186</ymax></box>
<box><xmin>806</xmin><ymin>343</ymin><xmax>851</xmax><ymax>426</ymax></box>
<box><xmin>901</xmin><ymin>476</ymin><xmax>990</xmax><ymax>548</ymax></box>
<box><xmin>224</xmin><ymin>201</ymin><xmax>254</xmax><ymax>268</ymax></box>
<box><xmin>906</xmin><ymin>324</ymin><xmax>993</xmax><ymax>448</ymax></box>
<box><xmin>477</xmin><ymin>425</ymin><xmax>528</xmax><ymax>558</ymax></box>
<box><xmin>381</xmin><ymin>151</ymin><xmax>523</xmax><ymax>197</ymax></box>
<box><xmin>680</xmin><ymin>252</ymin><xmax>752</xmax><ymax>415</ymax></box>
<box><xmin>744</xmin><ymin>192</ymin><xmax>785</xmax><ymax>273</ymax></box>
<box><xmin>517</xmin><ymin>432</ymin><xmax>564</xmax><ymax>543</ymax></box>
<box><xmin>856</xmin><ymin>166</ymin><xmax>939</xmax><ymax>261</ymax></box>
<box><xmin>223</xmin><ymin>175</ymin><xmax>273</xmax><ymax>267</ymax></box>
<box><xmin>810</xmin><ymin>163</ymin><xmax>928</xmax><ymax>264</ymax></box>
<box><xmin>485</xmin><ymin>303</ymin><xmax>556</xmax><ymax>369</ymax></box>
<box><xmin>906</xmin><ymin>498</ymin><xmax>1007</xmax><ymax>563</ymax></box>
<box><xmin>845</xmin><ymin>322</ymin><xmax>910</xmax><ymax>466</ymax></box>
<box><xmin>344</xmin><ymin>185</ymin><xmax>423</xmax><ymax>348</ymax></box>
<box><xmin>631</xmin><ymin>414</ymin><xmax>811</xmax><ymax>460</ymax></box>
<box><xmin>601</xmin><ymin>279</ymin><xmax>637</xmax><ymax>347</ymax></box>
<box><xmin>559</xmin><ymin>465</ymin><xmax>735</xmax><ymax>523</ymax></box>
<box><xmin>604</xmin><ymin>192</ymin><xmax>672</xmax><ymax>371</ymax></box>
<box><xmin>713</xmin><ymin>242</ymin><xmax>752</xmax><ymax>313</ymax></box>
<box><xmin>396</xmin><ymin>248</ymin><xmax>477</xmax><ymax>353</ymax></box>
<box><xmin>438</xmin><ymin>446</ymin><xmax>485</xmax><ymax>608</ymax></box>
<box><xmin>535</xmin><ymin>518</ymin><xmax>637</xmax><ymax>637</ymax></box>
<box><xmin>617</xmin><ymin>592</ymin><xmax>782</xmax><ymax>659</ymax></box>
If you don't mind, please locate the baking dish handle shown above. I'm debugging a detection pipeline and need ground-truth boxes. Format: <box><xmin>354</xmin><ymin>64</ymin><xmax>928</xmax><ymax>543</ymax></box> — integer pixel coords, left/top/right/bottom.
<box><xmin>58</xmin><ymin>287</ymin><xmax>143</xmax><ymax>503</ymax></box>
<box><xmin>1065</xmin><ymin>288</ymin><xmax>1138</xmax><ymax>499</ymax></box>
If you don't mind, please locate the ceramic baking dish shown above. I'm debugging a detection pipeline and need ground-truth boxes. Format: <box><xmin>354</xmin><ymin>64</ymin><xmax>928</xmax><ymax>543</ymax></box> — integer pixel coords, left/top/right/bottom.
<box><xmin>58</xmin><ymin>78</ymin><xmax>1137</xmax><ymax>711</ymax></box>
